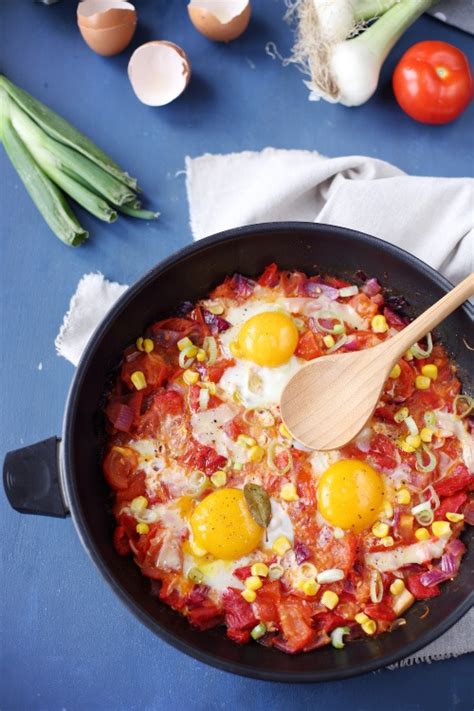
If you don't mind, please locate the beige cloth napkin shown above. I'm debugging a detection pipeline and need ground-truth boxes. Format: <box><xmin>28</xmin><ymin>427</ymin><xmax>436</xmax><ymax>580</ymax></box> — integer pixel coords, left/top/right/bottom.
<box><xmin>56</xmin><ymin>148</ymin><xmax>473</xmax><ymax>666</ymax></box>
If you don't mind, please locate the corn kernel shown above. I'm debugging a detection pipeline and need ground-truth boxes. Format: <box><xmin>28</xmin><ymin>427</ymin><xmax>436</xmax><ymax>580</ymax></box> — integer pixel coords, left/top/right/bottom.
<box><xmin>361</xmin><ymin>620</ymin><xmax>377</xmax><ymax>636</ymax></box>
<box><xmin>207</xmin><ymin>302</ymin><xmax>224</xmax><ymax>315</ymax></box>
<box><xmin>389</xmin><ymin>363</ymin><xmax>401</xmax><ymax>379</ymax></box>
<box><xmin>321</xmin><ymin>591</ymin><xmax>339</xmax><ymax>610</ymax></box>
<box><xmin>416</xmin><ymin>375</ymin><xmax>431</xmax><ymax>390</ymax></box>
<box><xmin>280</xmin><ymin>483</ymin><xmax>299</xmax><ymax>502</ymax></box>
<box><xmin>355</xmin><ymin>613</ymin><xmax>369</xmax><ymax>625</ymax></box>
<box><xmin>415</xmin><ymin>527</ymin><xmax>430</xmax><ymax>541</ymax></box>
<box><xmin>446</xmin><ymin>512</ymin><xmax>464</xmax><ymax>523</ymax></box>
<box><xmin>143</xmin><ymin>338</ymin><xmax>154</xmax><ymax>353</ymax></box>
<box><xmin>241</xmin><ymin>589</ymin><xmax>256</xmax><ymax>603</ymax></box>
<box><xmin>210</xmin><ymin>470</ymin><xmax>227</xmax><ymax>488</ymax></box>
<box><xmin>248</xmin><ymin>445</ymin><xmax>265</xmax><ymax>463</ymax></box>
<box><xmin>251</xmin><ymin>563</ymin><xmax>269</xmax><ymax>578</ymax></box>
<box><xmin>237</xmin><ymin>434</ymin><xmax>257</xmax><ymax>447</ymax></box>
<box><xmin>432</xmin><ymin>521</ymin><xmax>451</xmax><ymax>537</ymax></box>
<box><xmin>136</xmin><ymin>522</ymin><xmax>149</xmax><ymax>535</ymax></box>
<box><xmin>196</xmin><ymin>349</ymin><xmax>207</xmax><ymax>362</ymax></box>
<box><xmin>383</xmin><ymin>501</ymin><xmax>394</xmax><ymax>519</ymax></box>
<box><xmin>279</xmin><ymin>423</ymin><xmax>292</xmax><ymax>440</ymax></box>
<box><xmin>302</xmin><ymin>579</ymin><xmax>320</xmax><ymax>596</ymax></box>
<box><xmin>183</xmin><ymin>369</ymin><xmax>199</xmax><ymax>385</ymax></box>
<box><xmin>130</xmin><ymin>496</ymin><xmax>148</xmax><ymax>515</ymax></box>
<box><xmin>177</xmin><ymin>336</ymin><xmax>193</xmax><ymax>351</ymax></box>
<box><xmin>136</xmin><ymin>336</ymin><xmax>144</xmax><ymax>351</ymax></box>
<box><xmin>405</xmin><ymin>434</ymin><xmax>421</xmax><ymax>449</ymax></box>
<box><xmin>131</xmin><ymin>371</ymin><xmax>147</xmax><ymax>391</ymax></box>
<box><xmin>381</xmin><ymin>536</ymin><xmax>394</xmax><ymax>548</ymax></box>
<box><xmin>421</xmin><ymin>364</ymin><xmax>438</xmax><ymax>380</ymax></box>
<box><xmin>396</xmin><ymin>488</ymin><xmax>411</xmax><ymax>505</ymax></box>
<box><xmin>398</xmin><ymin>438</ymin><xmax>415</xmax><ymax>453</ymax></box>
<box><xmin>394</xmin><ymin>407</ymin><xmax>409</xmax><ymax>423</ymax></box>
<box><xmin>230</xmin><ymin>341</ymin><xmax>241</xmax><ymax>357</ymax></box>
<box><xmin>420</xmin><ymin>427</ymin><xmax>433</xmax><ymax>443</ymax></box>
<box><xmin>323</xmin><ymin>335</ymin><xmax>335</xmax><ymax>348</ymax></box>
<box><xmin>390</xmin><ymin>579</ymin><xmax>405</xmax><ymax>595</ymax></box>
<box><xmin>272</xmin><ymin>535</ymin><xmax>292</xmax><ymax>556</ymax></box>
<box><xmin>405</xmin><ymin>349</ymin><xmax>414</xmax><ymax>361</ymax></box>
<box><xmin>245</xmin><ymin>576</ymin><xmax>263</xmax><ymax>591</ymax></box>
<box><xmin>372</xmin><ymin>522</ymin><xmax>390</xmax><ymax>538</ymax></box>
<box><xmin>371</xmin><ymin>315</ymin><xmax>388</xmax><ymax>333</ymax></box>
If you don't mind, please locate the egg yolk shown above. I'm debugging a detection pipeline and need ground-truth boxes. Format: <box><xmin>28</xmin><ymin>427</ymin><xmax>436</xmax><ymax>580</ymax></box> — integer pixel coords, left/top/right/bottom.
<box><xmin>317</xmin><ymin>459</ymin><xmax>384</xmax><ymax>533</ymax></box>
<box><xmin>190</xmin><ymin>488</ymin><xmax>263</xmax><ymax>559</ymax></box>
<box><xmin>235</xmin><ymin>311</ymin><xmax>298</xmax><ymax>367</ymax></box>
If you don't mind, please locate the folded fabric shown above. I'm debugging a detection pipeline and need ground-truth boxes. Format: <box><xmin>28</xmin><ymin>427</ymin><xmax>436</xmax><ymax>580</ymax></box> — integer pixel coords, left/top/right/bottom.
<box><xmin>56</xmin><ymin>148</ymin><xmax>473</xmax><ymax>666</ymax></box>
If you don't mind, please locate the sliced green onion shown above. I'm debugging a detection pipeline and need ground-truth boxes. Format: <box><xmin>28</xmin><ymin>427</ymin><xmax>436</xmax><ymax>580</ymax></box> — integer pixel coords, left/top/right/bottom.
<box><xmin>394</xmin><ymin>407</ymin><xmax>409</xmax><ymax>424</ymax></box>
<box><xmin>188</xmin><ymin>567</ymin><xmax>204</xmax><ymax>584</ymax></box>
<box><xmin>203</xmin><ymin>336</ymin><xmax>217</xmax><ymax>365</ymax></box>
<box><xmin>267</xmin><ymin>440</ymin><xmax>293</xmax><ymax>476</ymax></box>
<box><xmin>330</xmin><ymin>626</ymin><xmax>350</xmax><ymax>650</ymax></box>
<box><xmin>424</xmin><ymin>410</ymin><xmax>437</xmax><ymax>428</ymax></box>
<box><xmin>415</xmin><ymin>445</ymin><xmax>437</xmax><ymax>473</ymax></box>
<box><xmin>410</xmin><ymin>333</ymin><xmax>433</xmax><ymax>359</ymax></box>
<box><xmin>411</xmin><ymin>501</ymin><xmax>431</xmax><ymax>516</ymax></box>
<box><xmin>119</xmin><ymin>204</ymin><xmax>159</xmax><ymax>220</ymax></box>
<box><xmin>422</xmin><ymin>484</ymin><xmax>440</xmax><ymax>512</ymax></box>
<box><xmin>453</xmin><ymin>394</ymin><xmax>473</xmax><ymax>419</ymax></box>
<box><xmin>188</xmin><ymin>470</ymin><xmax>208</xmax><ymax>496</ymax></box>
<box><xmin>404</xmin><ymin>416</ymin><xmax>419</xmax><ymax>436</ymax></box>
<box><xmin>327</xmin><ymin>334</ymin><xmax>348</xmax><ymax>353</ymax></box>
<box><xmin>243</xmin><ymin>407</ymin><xmax>275</xmax><ymax>428</ymax></box>
<box><xmin>300</xmin><ymin>562</ymin><xmax>318</xmax><ymax>578</ymax></box>
<box><xmin>314</xmin><ymin>312</ymin><xmax>346</xmax><ymax>334</ymax></box>
<box><xmin>179</xmin><ymin>346</ymin><xmax>195</xmax><ymax>369</ymax></box>
<box><xmin>0</xmin><ymin>113</ymin><xmax>87</xmax><ymax>246</ymax></box>
<box><xmin>338</xmin><ymin>285</ymin><xmax>358</xmax><ymax>298</ymax></box>
<box><xmin>198</xmin><ymin>388</ymin><xmax>209</xmax><ymax>411</ymax></box>
<box><xmin>251</xmin><ymin>623</ymin><xmax>267</xmax><ymax>640</ymax></box>
<box><xmin>369</xmin><ymin>570</ymin><xmax>383</xmax><ymax>603</ymax></box>
<box><xmin>317</xmin><ymin>568</ymin><xmax>344</xmax><ymax>584</ymax></box>
<box><xmin>415</xmin><ymin>508</ymin><xmax>434</xmax><ymax>527</ymax></box>
<box><xmin>268</xmin><ymin>563</ymin><xmax>284</xmax><ymax>580</ymax></box>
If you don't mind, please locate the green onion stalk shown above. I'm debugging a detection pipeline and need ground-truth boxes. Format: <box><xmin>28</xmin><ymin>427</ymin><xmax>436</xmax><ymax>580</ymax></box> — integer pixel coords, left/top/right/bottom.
<box><xmin>0</xmin><ymin>75</ymin><xmax>157</xmax><ymax>246</ymax></box>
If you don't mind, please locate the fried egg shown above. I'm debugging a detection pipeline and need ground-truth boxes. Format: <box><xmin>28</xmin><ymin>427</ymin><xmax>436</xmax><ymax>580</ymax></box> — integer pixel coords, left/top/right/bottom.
<box><xmin>317</xmin><ymin>459</ymin><xmax>384</xmax><ymax>533</ymax></box>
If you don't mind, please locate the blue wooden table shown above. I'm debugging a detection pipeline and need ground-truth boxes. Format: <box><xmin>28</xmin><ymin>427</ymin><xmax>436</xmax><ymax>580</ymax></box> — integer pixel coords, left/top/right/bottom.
<box><xmin>1</xmin><ymin>2</ymin><xmax>473</xmax><ymax>709</ymax></box>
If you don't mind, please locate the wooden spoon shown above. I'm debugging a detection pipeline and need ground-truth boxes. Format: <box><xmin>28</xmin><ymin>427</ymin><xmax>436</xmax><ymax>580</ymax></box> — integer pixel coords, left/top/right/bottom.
<box><xmin>280</xmin><ymin>273</ymin><xmax>474</xmax><ymax>451</ymax></box>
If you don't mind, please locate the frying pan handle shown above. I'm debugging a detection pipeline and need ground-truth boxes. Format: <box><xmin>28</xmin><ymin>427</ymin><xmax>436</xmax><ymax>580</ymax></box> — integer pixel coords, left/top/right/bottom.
<box><xmin>3</xmin><ymin>437</ymin><xmax>69</xmax><ymax>517</ymax></box>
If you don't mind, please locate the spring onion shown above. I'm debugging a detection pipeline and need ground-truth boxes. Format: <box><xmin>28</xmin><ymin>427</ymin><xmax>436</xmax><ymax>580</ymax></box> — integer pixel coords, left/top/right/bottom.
<box><xmin>203</xmin><ymin>336</ymin><xmax>218</xmax><ymax>365</ymax></box>
<box><xmin>300</xmin><ymin>562</ymin><xmax>318</xmax><ymax>578</ymax></box>
<box><xmin>251</xmin><ymin>623</ymin><xmax>267</xmax><ymax>640</ymax></box>
<box><xmin>330</xmin><ymin>626</ymin><xmax>350</xmax><ymax>649</ymax></box>
<box><xmin>453</xmin><ymin>394</ymin><xmax>474</xmax><ymax>419</ymax></box>
<box><xmin>317</xmin><ymin>568</ymin><xmax>344</xmax><ymax>584</ymax></box>
<box><xmin>198</xmin><ymin>388</ymin><xmax>210</xmax><ymax>411</ymax></box>
<box><xmin>286</xmin><ymin>0</ymin><xmax>434</xmax><ymax>106</ymax></box>
<box><xmin>415</xmin><ymin>508</ymin><xmax>434</xmax><ymax>527</ymax></box>
<box><xmin>314</xmin><ymin>312</ymin><xmax>346</xmax><ymax>334</ymax></box>
<box><xmin>424</xmin><ymin>410</ymin><xmax>437</xmax><ymax>428</ymax></box>
<box><xmin>0</xmin><ymin>74</ymin><xmax>156</xmax><ymax>245</ymax></box>
<box><xmin>422</xmin><ymin>484</ymin><xmax>440</xmax><ymax>512</ymax></box>
<box><xmin>267</xmin><ymin>440</ymin><xmax>293</xmax><ymax>476</ymax></box>
<box><xmin>404</xmin><ymin>416</ymin><xmax>419</xmax><ymax>437</ymax></box>
<box><xmin>268</xmin><ymin>563</ymin><xmax>284</xmax><ymax>580</ymax></box>
<box><xmin>188</xmin><ymin>567</ymin><xmax>204</xmax><ymax>584</ymax></box>
<box><xmin>415</xmin><ymin>445</ymin><xmax>437</xmax><ymax>473</ymax></box>
<box><xmin>179</xmin><ymin>346</ymin><xmax>196</xmax><ymax>369</ymax></box>
<box><xmin>410</xmin><ymin>333</ymin><xmax>433</xmax><ymax>359</ymax></box>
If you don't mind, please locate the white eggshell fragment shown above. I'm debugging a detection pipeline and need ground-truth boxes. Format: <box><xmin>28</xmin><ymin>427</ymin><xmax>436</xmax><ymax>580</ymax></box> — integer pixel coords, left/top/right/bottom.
<box><xmin>188</xmin><ymin>0</ymin><xmax>251</xmax><ymax>42</ymax></box>
<box><xmin>128</xmin><ymin>41</ymin><xmax>191</xmax><ymax>107</ymax></box>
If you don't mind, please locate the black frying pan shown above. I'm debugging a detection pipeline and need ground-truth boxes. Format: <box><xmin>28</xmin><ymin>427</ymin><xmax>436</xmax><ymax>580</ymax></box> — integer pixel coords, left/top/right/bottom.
<box><xmin>3</xmin><ymin>223</ymin><xmax>473</xmax><ymax>682</ymax></box>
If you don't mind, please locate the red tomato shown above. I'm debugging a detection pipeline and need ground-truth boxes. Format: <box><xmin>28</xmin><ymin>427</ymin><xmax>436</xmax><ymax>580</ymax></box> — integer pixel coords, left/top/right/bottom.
<box><xmin>393</xmin><ymin>41</ymin><xmax>473</xmax><ymax>124</ymax></box>
<box><xmin>274</xmin><ymin>596</ymin><xmax>316</xmax><ymax>653</ymax></box>
<box><xmin>222</xmin><ymin>588</ymin><xmax>257</xmax><ymax>644</ymax></box>
<box><xmin>113</xmin><ymin>525</ymin><xmax>131</xmax><ymax>556</ymax></box>
<box><xmin>434</xmin><ymin>464</ymin><xmax>472</xmax><ymax>497</ymax></box>
<box><xmin>252</xmin><ymin>581</ymin><xmax>281</xmax><ymax>624</ymax></box>
<box><xmin>258</xmin><ymin>262</ymin><xmax>280</xmax><ymax>287</ymax></box>
<box><xmin>295</xmin><ymin>330</ymin><xmax>324</xmax><ymax>360</ymax></box>
<box><xmin>364</xmin><ymin>602</ymin><xmax>396</xmax><ymax>622</ymax></box>
<box><xmin>406</xmin><ymin>572</ymin><xmax>440</xmax><ymax>599</ymax></box>
<box><xmin>103</xmin><ymin>446</ymin><xmax>139</xmax><ymax>490</ymax></box>
<box><xmin>435</xmin><ymin>492</ymin><xmax>467</xmax><ymax>521</ymax></box>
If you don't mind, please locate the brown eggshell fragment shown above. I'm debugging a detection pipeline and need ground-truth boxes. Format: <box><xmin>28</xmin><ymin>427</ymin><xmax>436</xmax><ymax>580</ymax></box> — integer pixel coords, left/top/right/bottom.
<box><xmin>128</xmin><ymin>41</ymin><xmax>191</xmax><ymax>106</ymax></box>
<box><xmin>77</xmin><ymin>1</ymin><xmax>137</xmax><ymax>56</ymax></box>
<box><xmin>188</xmin><ymin>0</ymin><xmax>251</xmax><ymax>42</ymax></box>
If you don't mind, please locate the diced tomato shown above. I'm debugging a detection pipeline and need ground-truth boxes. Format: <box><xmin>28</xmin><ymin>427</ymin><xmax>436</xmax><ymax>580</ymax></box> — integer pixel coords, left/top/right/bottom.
<box><xmin>113</xmin><ymin>525</ymin><xmax>131</xmax><ymax>556</ymax></box>
<box><xmin>364</xmin><ymin>601</ymin><xmax>396</xmax><ymax>622</ymax></box>
<box><xmin>179</xmin><ymin>440</ymin><xmax>227</xmax><ymax>475</ymax></box>
<box><xmin>222</xmin><ymin>588</ymin><xmax>257</xmax><ymax>644</ymax></box>
<box><xmin>435</xmin><ymin>492</ymin><xmax>468</xmax><ymax>521</ymax></box>
<box><xmin>188</xmin><ymin>384</ymin><xmax>222</xmax><ymax>413</ymax></box>
<box><xmin>374</xmin><ymin>404</ymin><xmax>396</xmax><ymax>423</ymax></box>
<box><xmin>157</xmin><ymin>573</ymin><xmax>191</xmax><ymax>611</ymax></box>
<box><xmin>280</xmin><ymin>271</ymin><xmax>307</xmax><ymax>296</ymax></box>
<box><xmin>406</xmin><ymin>572</ymin><xmax>441</xmax><ymax>599</ymax></box>
<box><xmin>116</xmin><ymin>471</ymin><xmax>146</xmax><ymax>504</ymax></box>
<box><xmin>349</xmin><ymin>293</ymin><xmax>379</xmax><ymax>320</ymax></box>
<box><xmin>135</xmin><ymin>389</ymin><xmax>185</xmax><ymax>438</ymax></box>
<box><xmin>312</xmin><ymin>611</ymin><xmax>347</xmax><ymax>633</ymax></box>
<box><xmin>434</xmin><ymin>465</ymin><xmax>472</xmax><ymax>497</ymax></box>
<box><xmin>384</xmin><ymin>359</ymin><xmax>416</xmax><ymax>403</ymax></box>
<box><xmin>295</xmin><ymin>330</ymin><xmax>324</xmax><ymax>360</ymax></box>
<box><xmin>314</xmin><ymin>532</ymin><xmax>358</xmax><ymax>575</ymax></box>
<box><xmin>296</xmin><ymin>466</ymin><xmax>317</xmax><ymax>512</ymax></box>
<box><xmin>103</xmin><ymin>446</ymin><xmax>139</xmax><ymax>490</ymax></box>
<box><xmin>395</xmin><ymin>514</ymin><xmax>415</xmax><ymax>543</ymax></box>
<box><xmin>368</xmin><ymin>433</ymin><xmax>398</xmax><ymax>470</ymax></box>
<box><xmin>252</xmin><ymin>581</ymin><xmax>281</xmax><ymax>624</ymax></box>
<box><xmin>223</xmin><ymin>416</ymin><xmax>243</xmax><ymax>440</ymax></box>
<box><xmin>187</xmin><ymin>603</ymin><xmax>223</xmax><ymax>630</ymax></box>
<box><xmin>258</xmin><ymin>263</ymin><xmax>280</xmax><ymax>287</ymax></box>
<box><xmin>206</xmin><ymin>359</ymin><xmax>235</xmax><ymax>383</ymax></box>
<box><xmin>149</xmin><ymin>317</ymin><xmax>205</xmax><ymax>349</ymax></box>
<box><xmin>233</xmin><ymin>565</ymin><xmax>252</xmax><ymax>582</ymax></box>
<box><xmin>274</xmin><ymin>596</ymin><xmax>316</xmax><ymax>654</ymax></box>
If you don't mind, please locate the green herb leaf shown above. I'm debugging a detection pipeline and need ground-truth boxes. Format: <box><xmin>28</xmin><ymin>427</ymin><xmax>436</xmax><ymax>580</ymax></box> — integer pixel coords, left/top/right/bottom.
<box><xmin>244</xmin><ymin>483</ymin><xmax>272</xmax><ymax>529</ymax></box>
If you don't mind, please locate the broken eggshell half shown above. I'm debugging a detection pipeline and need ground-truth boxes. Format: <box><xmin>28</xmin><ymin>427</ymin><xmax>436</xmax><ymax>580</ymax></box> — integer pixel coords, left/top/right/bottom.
<box><xmin>128</xmin><ymin>41</ymin><xmax>191</xmax><ymax>107</ymax></box>
<box><xmin>77</xmin><ymin>0</ymin><xmax>137</xmax><ymax>56</ymax></box>
<box><xmin>188</xmin><ymin>0</ymin><xmax>251</xmax><ymax>42</ymax></box>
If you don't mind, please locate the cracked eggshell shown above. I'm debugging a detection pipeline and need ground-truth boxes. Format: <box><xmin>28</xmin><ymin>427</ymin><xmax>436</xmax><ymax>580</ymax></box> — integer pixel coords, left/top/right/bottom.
<box><xmin>77</xmin><ymin>1</ymin><xmax>137</xmax><ymax>56</ymax></box>
<box><xmin>188</xmin><ymin>0</ymin><xmax>251</xmax><ymax>42</ymax></box>
<box><xmin>128</xmin><ymin>41</ymin><xmax>191</xmax><ymax>107</ymax></box>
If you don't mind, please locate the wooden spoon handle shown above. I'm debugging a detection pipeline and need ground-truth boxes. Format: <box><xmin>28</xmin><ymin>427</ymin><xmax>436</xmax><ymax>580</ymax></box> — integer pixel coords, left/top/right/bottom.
<box><xmin>386</xmin><ymin>273</ymin><xmax>474</xmax><ymax>360</ymax></box>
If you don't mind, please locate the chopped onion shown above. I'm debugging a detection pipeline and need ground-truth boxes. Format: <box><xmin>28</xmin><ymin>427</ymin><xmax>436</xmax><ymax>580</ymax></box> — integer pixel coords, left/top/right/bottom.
<box><xmin>330</xmin><ymin>626</ymin><xmax>350</xmax><ymax>649</ymax></box>
<box><xmin>267</xmin><ymin>440</ymin><xmax>293</xmax><ymax>476</ymax></box>
<box><xmin>453</xmin><ymin>394</ymin><xmax>474</xmax><ymax>419</ymax></box>
<box><xmin>410</xmin><ymin>332</ymin><xmax>433</xmax><ymax>359</ymax></box>
<box><xmin>314</xmin><ymin>312</ymin><xmax>346</xmax><ymax>334</ymax></box>
<box><xmin>369</xmin><ymin>570</ymin><xmax>383</xmax><ymax>603</ymax></box>
<box><xmin>198</xmin><ymin>388</ymin><xmax>209</xmax><ymax>411</ymax></box>
<box><xmin>110</xmin><ymin>404</ymin><xmax>134</xmax><ymax>432</ymax></box>
<box><xmin>422</xmin><ymin>484</ymin><xmax>440</xmax><ymax>512</ymax></box>
<box><xmin>404</xmin><ymin>416</ymin><xmax>419</xmax><ymax>436</ymax></box>
<box><xmin>415</xmin><ymin>445</ymin><xmax>437</xmax><ymax>473</ymax></box>
<box><xmin>419</xmin><ymin>568</ymin><xmax>449</xmax><ymax>587</ymax></box>
<box><xmin>361</xmin><ymin>278</ymin><xmax>381</xmax><ymax>296</ymax></box>
<box><xmin>305</xmin><ymin>281</ymin><xmax>339</xmax><ymax>300</ymax></box>
<box><xmin>317</xmin><ymin>568</ymin><xmax>344</xmax><ymax>584</ymax></box>
<box><xmin>327</xmin><ymin>334</ymin><xmax>348</xmax><ymax>353</ymax></box>
<box><xmin>203</xmin><ymin>336</ymin><xmax>217</xmax><ymax>365</ymax></box>
<box><xmin>338</xmin><ymin>285</ymin><xmax>358</xmax><ymax>298</ymax></box>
